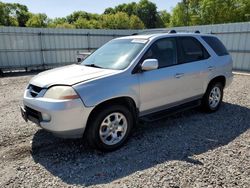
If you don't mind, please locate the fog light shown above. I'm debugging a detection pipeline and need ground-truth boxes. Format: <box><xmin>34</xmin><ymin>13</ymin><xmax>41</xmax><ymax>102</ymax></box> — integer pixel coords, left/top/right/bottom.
<box><xmin>42</xmin><ymin>112</ymin><xmax>51</xmax><ymax>122</ymax></box>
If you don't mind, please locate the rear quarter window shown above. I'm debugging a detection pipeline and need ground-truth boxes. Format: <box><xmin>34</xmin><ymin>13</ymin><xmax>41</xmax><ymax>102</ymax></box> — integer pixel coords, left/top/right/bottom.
<box><xmin>202</xmin><ymin>36</ymin><xmax>229</xmax><ymax>56</ymax></box>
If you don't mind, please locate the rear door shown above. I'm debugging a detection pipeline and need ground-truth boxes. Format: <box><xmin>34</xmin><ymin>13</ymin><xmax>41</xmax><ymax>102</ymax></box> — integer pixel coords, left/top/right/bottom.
<box><xmin>174</xmin><ymin>36</ymin><xmax>211</xmax><ymax>100</ymax></box>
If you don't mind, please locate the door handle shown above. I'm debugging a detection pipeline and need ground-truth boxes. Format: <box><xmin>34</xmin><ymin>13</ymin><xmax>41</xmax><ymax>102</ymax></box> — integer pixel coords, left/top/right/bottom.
<box><xmin>208</xmin><ymin>66</ymin><xmax>214</xmax><ymax>71</ymax></box>
<box><xmin>175</xmin><ymin>73</ymin><xmax>184</xmax><ymax>78</ymax></box>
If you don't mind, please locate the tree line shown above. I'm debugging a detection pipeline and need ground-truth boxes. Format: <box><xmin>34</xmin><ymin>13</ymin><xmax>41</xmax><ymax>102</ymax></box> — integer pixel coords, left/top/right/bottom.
<box><xmin>0</xmin><ymin>0</ymin><xmax>249</xmax><ymax>29</ymax></box>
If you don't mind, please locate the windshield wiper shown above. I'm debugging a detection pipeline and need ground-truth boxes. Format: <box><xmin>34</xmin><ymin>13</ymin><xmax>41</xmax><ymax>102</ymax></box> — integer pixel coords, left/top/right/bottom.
<box><xmin>84</xmin><ymin>64</ymin><xmax>103</xmax><ymax>69</ymax></box>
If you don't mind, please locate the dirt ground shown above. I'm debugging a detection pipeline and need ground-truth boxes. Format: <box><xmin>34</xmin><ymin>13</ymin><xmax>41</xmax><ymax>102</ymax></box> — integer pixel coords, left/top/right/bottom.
<box><xmin>0</xmin><ymin>73</ymin><xmax>249</xmax><ymax>187</ymax></box>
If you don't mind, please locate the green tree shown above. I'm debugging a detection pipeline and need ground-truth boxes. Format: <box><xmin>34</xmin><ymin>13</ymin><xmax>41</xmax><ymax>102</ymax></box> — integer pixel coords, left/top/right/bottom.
<box><xmin>170</xmin><ymin>2</ymin><xmax>188</xmax><ymax>26</ymax></box>
<box><xmin>188</xmin><ymin>0</ymin><xmax>202</xmax><ymax>25</ymax></box>
<box><xmin>158</xmin><ymin>10</ymin><xmax>171</xmax><ymax>27</ymax></box>
<box><xmin>25</xmin><ymin>13</ymin><xmax>48</xmax><ymax>28</ymax></box>
<box><xmin>171</xmin><ymin>0</ymin><xmax>250</xmax><ymax>26</ymax></box>
<box><xmin>74</xmin><ymin>17</ymin><xmax>90</xmax><ymax>28</ymax></box>
<box><xmin>0</xmin><ymin>2</ymin><xmax>18</xmax><ymax>26</ymax></box>
<box><xmin>48</xmin><ymin>18</ymin><xmax>75</xmax><ymax>29</ymax></box>
<box><xmin>123</xmin><ymin>2</ymin><xmax>138</xmax><ymax>16</ymax></box>
<box><xmin>242</xmin><ymin>0</ymin><xmax>250</xmax><ymax>21</ymax></box>
<box><xmin>104</xmin><ymin>0</ymin><xmax>160</xmax><ymax>28</ymax></box>
<box><xmin>66</xmin><ymin>11</ymin><xmax>100</xmax><ymax>23</ymax></box>
<box><xmin>87</xmin><ymin>19</ymin><xmax>101</xmax><ymax>29</ymax></box>
<box><xmin>1</xmin><ymin>0</ymin><xmax>250</xmax><ymax>29</ymax></box>
<box><xmin>199</xmin><ymin>0</ymin><xmax>250</xmax><ymax>24</ymax></box>
<box><xmin>67</xmin><ymin>11</ymin><xmax>89</xmax><ymax>23</ymax></box>
<box><xmin>101</xmin><ymin>12</ymin><xmax>131</xmax><ymax>29</ymax></box>
<box><xmin>74</xmin><ymin>17</ymin><xmax>101</xmax><ymax>29</ymax></box>
<box><xmin>0</xmin><ymin>2</ymin><xmax>4</xmax><ymax>25</ymax></box>
<box><xmin>136</xmin><ymin>0</ymin><xmax>159</xmax><ymax>28</ymax></box>
<box><xmin>129</xmin><ymin>15</ymin><xmax>145</xmax><ymax>29</ymax></box>
<box><xmin>104</xmin><ymin>7</ymin><xmax>115</xmax><ymax>14</ymax></box>
<box><xmin>55</xmin><ymin>22</ymin><xmax>75</xmax><ymax>29</ymax></box>
<box><xmin>8</xmin><ymin>3</ymin><xmax>30</xmax><ymax>26</ymax></box>
<box><xmin>104</xmin><ymin>2</ymin><xmax>137</xmax><ymax>16</ymax></box>
<box><xmin>48</xmin><ymin>17</ymin><xmax>67</xmax><ymax>27</ymax></box>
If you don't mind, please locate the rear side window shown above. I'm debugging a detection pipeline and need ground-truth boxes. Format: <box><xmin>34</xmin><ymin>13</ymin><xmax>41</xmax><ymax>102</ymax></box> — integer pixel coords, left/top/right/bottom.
<box><xmin>202</xmin><ymin>36</ymin><xmax>229</xmax><ymax>56</ymax></box>
<box><xmin>177</xmin><ymin>37</ymin><xmax>210</xmax><ymax>64</ymax></box>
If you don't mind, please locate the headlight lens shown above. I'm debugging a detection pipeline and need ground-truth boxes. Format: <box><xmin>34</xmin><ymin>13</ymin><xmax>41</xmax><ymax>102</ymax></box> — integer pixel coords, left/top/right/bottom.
<box><xmin>44</xmin><ymin>86</ymin><xmax>79</xmax><ymax>100</ymax></box>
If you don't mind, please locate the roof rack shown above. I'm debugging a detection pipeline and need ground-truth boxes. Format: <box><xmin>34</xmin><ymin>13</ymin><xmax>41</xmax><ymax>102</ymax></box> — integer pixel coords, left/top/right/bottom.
<box><xmin>131</xmin><ymin>29</ymin><xmax>168</xmax><ymax>35</ymax></box>
<box><xmin>131</xmin><ymin>29</ymin><xmax>201</xmax><ymax>36</ymax></box>
<box><xmin>168</xmin><ymin>30</ymin><xmax>176</xmax><ymax>34</ymax></box>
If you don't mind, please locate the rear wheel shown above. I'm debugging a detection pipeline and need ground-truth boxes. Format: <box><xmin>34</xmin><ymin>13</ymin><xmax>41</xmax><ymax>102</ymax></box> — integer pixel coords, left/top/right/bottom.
<box><xmin>86</xmin><ymin>105</ymin><xmax>133</xmax><ymax>151</ymax></box>
<box><xmin>201</xmin><ymin>82</ymin><xmax>223</xmax><ymax>112</ymax></box>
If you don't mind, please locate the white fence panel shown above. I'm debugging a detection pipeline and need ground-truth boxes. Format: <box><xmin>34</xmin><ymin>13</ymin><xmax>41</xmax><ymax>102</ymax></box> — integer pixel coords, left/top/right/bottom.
<box><xmin>0</xmin><ymin>22</ymin><xmax>249</xmax><ymax>72</ymax></box>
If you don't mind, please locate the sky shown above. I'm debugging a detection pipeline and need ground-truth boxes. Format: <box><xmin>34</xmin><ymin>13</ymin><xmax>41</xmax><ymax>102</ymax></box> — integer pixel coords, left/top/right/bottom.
<box><xmin>1</xmin><ymin>0</ymin><xmax>181</xmax><ymax>18</ymax></box>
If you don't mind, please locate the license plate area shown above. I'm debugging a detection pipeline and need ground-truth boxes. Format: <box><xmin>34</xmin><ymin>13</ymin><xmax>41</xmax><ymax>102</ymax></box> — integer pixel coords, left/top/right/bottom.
<box><xmin>20</xmin><ymin>106</ymin><xmax>41</xmax><ymax>126</ymax></box>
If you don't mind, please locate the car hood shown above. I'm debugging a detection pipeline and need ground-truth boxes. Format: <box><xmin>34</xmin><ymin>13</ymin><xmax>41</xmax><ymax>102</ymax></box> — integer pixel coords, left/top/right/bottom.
<box><xmin>29</xmin><ymin>64</ymin><xmax>118</xmax><ymax>88</ymax></box>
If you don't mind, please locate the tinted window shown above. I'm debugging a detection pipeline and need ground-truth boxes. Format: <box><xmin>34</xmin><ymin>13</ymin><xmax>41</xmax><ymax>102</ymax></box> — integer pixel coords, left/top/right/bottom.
<box><xmin>177</xmin><ymin>37</ymin><xmax>210</xmax><ymax>64</ymax></box>
<box><xmin>202</xmin><ymin>36</ymin><xmax>229</xmax><ymax>56</ymax></box>
<box><xmin>142</xmin><ymin>38</ymin><xmax>177</xmax><ymax>68</ymax></box>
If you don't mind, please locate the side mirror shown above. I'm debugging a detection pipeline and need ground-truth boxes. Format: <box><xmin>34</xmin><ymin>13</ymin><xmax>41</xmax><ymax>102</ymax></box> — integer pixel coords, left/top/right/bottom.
<box><xmin>141</xmin><ymin>59</ymin><xmax>158</xmax><ymax>71</ymax></box>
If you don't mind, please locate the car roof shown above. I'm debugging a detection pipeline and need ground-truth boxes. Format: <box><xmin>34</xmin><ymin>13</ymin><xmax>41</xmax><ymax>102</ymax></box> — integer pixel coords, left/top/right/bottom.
<box><xmin>117</xmin><ymin>32</ymin><xmax>215</xmax><ymax>40</ymax></box>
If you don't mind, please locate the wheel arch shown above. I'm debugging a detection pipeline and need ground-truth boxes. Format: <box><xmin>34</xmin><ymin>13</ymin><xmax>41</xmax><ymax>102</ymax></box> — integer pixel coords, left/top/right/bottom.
<box><xmin>202</xmin><ymin>75</ymin><xmax>225</xmax><ymax>112</ymax></box>
<box><xmin>206</xmin><ymin>75</ymin><xmax>226</xmax><ymax>91</ymax></box>
<box><xmin>85</xmin><ymin>96</ymin><xmax>138</xmax><ymax>133</ymax></box>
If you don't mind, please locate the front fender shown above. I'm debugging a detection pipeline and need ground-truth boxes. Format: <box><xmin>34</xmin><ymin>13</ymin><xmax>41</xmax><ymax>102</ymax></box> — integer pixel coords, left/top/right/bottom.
<box><xmin>73</xmin><ymin>72</ymin><xmax>140</xmax><ymax>108</ymax></box>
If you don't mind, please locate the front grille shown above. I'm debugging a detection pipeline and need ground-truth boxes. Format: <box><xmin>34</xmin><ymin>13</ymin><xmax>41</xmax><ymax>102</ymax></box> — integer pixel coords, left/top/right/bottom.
<box><xmin>29</xmin><ymin>84</ymin><xmax>42</xmax><ymax>97</ymax></box>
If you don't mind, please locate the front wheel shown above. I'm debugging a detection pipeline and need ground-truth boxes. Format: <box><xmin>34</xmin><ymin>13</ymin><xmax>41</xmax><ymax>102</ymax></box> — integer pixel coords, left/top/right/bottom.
<box><xmin>201</xmin><ymin>82</ymin><xmax>224</xmax><ymax>112</ymax></box>
<box><xmin>86</xmin><ymin>105</ymin><xmax>133</xmax><ymax>151</ymax></box>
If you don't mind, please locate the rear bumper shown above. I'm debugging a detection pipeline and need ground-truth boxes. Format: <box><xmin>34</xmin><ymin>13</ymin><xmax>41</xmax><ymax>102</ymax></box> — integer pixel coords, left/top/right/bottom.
<box><xmin>22</xmin><ymin>89</ymin><xmax>94</xmax><ymax>138</ymax></box>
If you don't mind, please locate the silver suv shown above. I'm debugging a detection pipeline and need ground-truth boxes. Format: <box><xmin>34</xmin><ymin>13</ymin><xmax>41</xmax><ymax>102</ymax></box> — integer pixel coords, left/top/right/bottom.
<box><xmin>21</xmin><ymin>31</ymin><xmax>233</xmax><ymax>151</ymax></box>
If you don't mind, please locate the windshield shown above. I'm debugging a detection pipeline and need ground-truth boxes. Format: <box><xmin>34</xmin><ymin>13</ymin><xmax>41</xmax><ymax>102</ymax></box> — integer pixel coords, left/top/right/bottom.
<box><xmin>82</xmin><ymin>39</ymin><xmax>147</xmax><ymax>70</ymax></box>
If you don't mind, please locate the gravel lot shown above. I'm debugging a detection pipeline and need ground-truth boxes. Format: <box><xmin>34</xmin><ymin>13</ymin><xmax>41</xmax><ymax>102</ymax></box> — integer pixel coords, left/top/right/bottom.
<box><xmin>0</xmin><ymin>73</ymin><xmax>249</xmax><ymax>187</ymax></box>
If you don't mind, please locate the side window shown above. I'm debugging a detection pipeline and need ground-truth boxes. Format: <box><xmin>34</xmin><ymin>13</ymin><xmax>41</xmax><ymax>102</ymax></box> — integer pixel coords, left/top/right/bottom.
<box><xmin>202</xmin><ymin>36</ymin><xmax>229</xmax><ymax>56</ymax></box>
<box><xmin>142</xmin><ymin>38</ymin><xmax>177</xmax><ymax>68</ymax></box>
<box><xmin>177</xmin><ymin>37</ymin><xmax>210</xmax><ymax>64</ymax></box>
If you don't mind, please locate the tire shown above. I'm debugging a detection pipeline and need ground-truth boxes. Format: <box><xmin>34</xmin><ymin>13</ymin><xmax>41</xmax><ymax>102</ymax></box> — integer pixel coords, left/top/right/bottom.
<box><xmin>0</xmin><ymin>69</ymin><xmax>3</xmax><ymax>77</ymax></box>
<box><xmin>201</xmin><ymin>82</ymin><xmax>224</xmax><ymax>112</ymax></box>
<box><xmin>86</xmin><ymin>105</ymin><xmax>133</xmax><ymax>151</ymax></box>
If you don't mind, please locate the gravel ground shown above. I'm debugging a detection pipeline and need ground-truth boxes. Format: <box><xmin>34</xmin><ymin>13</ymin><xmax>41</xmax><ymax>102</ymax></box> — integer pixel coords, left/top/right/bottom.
<box><xmin>0</xmin><ymin>73</ymin><xmax>249</xmax><ymax>188</ymax></box>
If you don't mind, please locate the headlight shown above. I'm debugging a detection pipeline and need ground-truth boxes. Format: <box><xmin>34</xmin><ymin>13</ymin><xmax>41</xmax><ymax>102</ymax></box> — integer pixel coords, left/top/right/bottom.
<box><xmin>44</xmin><ymin>86</ymin><xmax>79</xmax><ymax>100</ymax></box>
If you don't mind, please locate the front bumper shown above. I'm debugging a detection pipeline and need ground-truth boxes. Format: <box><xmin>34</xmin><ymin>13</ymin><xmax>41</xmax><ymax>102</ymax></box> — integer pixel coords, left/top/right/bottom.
<box><xmin>225</xmin><ymin>72</ymin><xmax>233</xmax><ymax>88</ymax></box>
<box><xmin>22</xmin><ymin>89</ymin><xmax>94</xmax><ymax>138</ymax></box>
